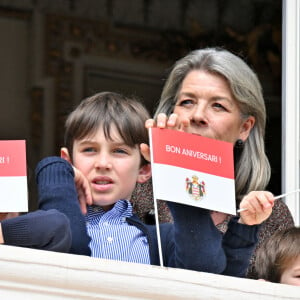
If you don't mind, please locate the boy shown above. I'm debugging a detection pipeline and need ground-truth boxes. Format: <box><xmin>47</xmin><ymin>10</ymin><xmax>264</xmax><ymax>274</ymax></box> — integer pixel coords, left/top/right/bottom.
<box><xmin>255</xmin><ymin>226</ymin><xmax>300</xmax><ymax>286</ymax></box>
<box><xmin>36</xmin><ymin>91</ymin><xmax>273</xmax><ymax>276</ymax></box>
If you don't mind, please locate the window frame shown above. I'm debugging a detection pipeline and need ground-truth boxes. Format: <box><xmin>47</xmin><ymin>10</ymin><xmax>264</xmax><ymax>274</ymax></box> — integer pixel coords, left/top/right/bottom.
<box><xmin>282</xmin><ymin>0</ymin><xmax>300</xmax><ymax>225</ymax></box>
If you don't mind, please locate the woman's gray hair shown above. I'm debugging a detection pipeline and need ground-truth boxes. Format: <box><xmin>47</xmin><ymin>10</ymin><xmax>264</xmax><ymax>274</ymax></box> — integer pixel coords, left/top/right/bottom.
<box><xmin>154</xmin><ymin>47</ymin><xmax>271</xmax><ymax>201</ymax></box>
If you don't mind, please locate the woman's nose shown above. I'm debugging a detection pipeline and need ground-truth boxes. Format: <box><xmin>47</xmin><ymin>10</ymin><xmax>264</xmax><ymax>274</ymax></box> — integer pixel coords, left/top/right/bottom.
<box><xmin>190</xmin><ymin>103</ymin><xmax>208</xmax><ymax>126</ymax></box>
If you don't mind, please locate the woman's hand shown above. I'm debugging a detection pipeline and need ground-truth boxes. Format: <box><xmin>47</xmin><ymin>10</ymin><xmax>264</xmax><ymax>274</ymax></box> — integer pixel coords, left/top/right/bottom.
<box><xmin>141</xmin><ymin>113</ymin><xmax>190</xmax><ymax>162</ymax></box>
<box><xmin>73</xmin><ymin>166</ymin><xmax>93</xmax><ymax>214</ymax></box>
<box><xmin>238</xmin><ymin>191</ymin><xmax>275</xmax><ymax>225</ymax></box>
<box><xmin>145</xmin><ymin>113</ymin><xmax>190</xmax><ymax>131</ymax></box>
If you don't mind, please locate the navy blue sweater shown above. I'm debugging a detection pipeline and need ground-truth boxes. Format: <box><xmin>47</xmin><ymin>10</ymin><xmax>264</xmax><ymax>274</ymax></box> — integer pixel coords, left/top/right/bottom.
<box><xmin>1</xmin><ymin>209</ymin><xmax>71</xmax><ymax>252</ymax></box>
<box><xmin>36</xmin><ymin>157</ymin><xmax>259</xmax><ymax>277</ymax></box>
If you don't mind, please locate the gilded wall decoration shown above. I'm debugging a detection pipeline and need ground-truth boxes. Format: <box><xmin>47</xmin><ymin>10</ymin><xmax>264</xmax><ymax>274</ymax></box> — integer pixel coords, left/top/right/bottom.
<box><xmin>44</xmin><ymin>1</ymin><xmax>281</xmax><ymax>151</ymax></box>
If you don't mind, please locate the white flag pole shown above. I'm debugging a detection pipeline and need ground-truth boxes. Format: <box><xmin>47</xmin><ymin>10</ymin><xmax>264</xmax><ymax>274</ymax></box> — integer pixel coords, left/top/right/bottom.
<box><xmin>237</xmin><ymin>189</ymin><xmax>300</xmax><ymax>213</ymax></box>
<box><xmin>148</xmin><ymin>128</ymin><xmax>164</xmax><ymax>267</ymax></box>
<box><xmin>153</xmin><ymin>198</ymin><xmax>164</xmax><ymax>267</ymax></box>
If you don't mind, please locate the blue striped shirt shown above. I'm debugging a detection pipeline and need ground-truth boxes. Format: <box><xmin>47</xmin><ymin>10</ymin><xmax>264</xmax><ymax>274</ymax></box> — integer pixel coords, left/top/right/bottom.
<box><xmin>85</xmin><ymin>200</ymin><xmax>150</xmax><ymax>264</ymax></box>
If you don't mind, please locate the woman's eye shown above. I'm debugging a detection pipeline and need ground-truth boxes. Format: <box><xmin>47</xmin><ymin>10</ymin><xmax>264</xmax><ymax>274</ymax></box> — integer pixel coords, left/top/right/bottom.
<box><xmin>178</xmin><ymin>99</ymin><xmax>194</xmax><ymax>106</ymax></box>
<box><xmin>213</xmin><ymin>102</ymin><xmax>227</xmax><ymax>111</ymax></box>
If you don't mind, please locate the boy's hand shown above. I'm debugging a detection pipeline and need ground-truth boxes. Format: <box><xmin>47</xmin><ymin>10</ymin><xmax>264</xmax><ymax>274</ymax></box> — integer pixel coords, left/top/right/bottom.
<box><xmin>73</xmin><ymin>166</ymin><xmax>92</xmax><ymax>214</ymax></box>
<box><xmin>238</xmin><ymin>191</ymin><xmax>275</xmax><ymax>225</ymax></box>
<box><xmin>0</xmin><ymin>213</ymin><xmax>20</xmax><ymax>244</ymax></box>
<box><xmin>0</xmin><ymin>212</ymin><xmax>19</xmax><ymax>222</ymax></box>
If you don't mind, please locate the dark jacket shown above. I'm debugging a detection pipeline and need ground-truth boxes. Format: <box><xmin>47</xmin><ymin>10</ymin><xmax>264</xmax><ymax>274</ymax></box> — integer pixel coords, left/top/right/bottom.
<box><xmin>1</xmin><ymin>209</ymin><xmax>72</xmax><ymax>252</ymax></box>
<box><xmin>36</xmin><ymin>156</ymin><xmax>259</xmax><ymax>277</ymax></box>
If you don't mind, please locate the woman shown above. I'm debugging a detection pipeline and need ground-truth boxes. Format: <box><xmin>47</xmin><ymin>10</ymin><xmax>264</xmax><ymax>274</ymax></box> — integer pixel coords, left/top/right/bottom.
<box><xmin>132</xmin><ymin>47</ymin><xmax>294</xmax><ymax>278</ymax></box>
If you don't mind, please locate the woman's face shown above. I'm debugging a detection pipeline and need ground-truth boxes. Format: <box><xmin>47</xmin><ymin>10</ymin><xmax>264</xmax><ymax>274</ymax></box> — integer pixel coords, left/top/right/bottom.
<box><xmin>173</xmin><ymin>70</ymin><xmax>254</xmax><ymax>144</ymax></box>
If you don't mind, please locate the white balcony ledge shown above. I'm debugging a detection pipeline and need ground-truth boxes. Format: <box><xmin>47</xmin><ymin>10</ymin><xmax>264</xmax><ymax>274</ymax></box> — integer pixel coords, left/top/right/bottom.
<box><xmin>0</xmin><ymin>244</ymin><xmax>298</xmax><ymax>299</ymax></box>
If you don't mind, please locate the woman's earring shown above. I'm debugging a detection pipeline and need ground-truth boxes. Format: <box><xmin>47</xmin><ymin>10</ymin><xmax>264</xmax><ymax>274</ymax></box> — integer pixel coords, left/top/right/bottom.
<box><xmin>234</xmin><ymin>139</ymin><xmax>244</xmax><ymax>166</ymax></box>
<box><xmin>234</xmin><ymin>139</ymin><xmax>244</xmax><ymax>149</ymax></box>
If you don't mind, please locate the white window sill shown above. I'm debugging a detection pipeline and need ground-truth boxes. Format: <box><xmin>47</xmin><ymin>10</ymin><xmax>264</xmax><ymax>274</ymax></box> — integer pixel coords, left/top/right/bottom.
<box><xmin>0</xmin><ymin>245</ymin><xmax>298</xmax><ymax>299</ymax></box>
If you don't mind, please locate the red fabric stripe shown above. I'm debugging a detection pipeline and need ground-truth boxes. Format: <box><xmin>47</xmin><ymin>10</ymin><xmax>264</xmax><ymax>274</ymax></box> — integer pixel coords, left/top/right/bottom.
<box><xmin>0</xmin><ymin>140</ymin><xmax>27</xmax><ymax>176</ymax></box>
<box><xmin>151</xmin><ymin>128</ymin><xmax>234</xmax><ymax>179</ymax></box>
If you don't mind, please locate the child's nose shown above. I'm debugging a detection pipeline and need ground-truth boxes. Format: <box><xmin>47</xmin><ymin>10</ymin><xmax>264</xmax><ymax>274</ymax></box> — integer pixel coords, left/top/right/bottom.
<box><xmin>94</xmin><ymin>153</ymin><xmax>112</xmax><ymax>169</ymax></box>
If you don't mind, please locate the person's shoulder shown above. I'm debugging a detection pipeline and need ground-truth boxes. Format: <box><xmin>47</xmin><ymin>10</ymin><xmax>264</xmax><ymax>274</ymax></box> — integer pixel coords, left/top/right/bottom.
<box><xmin>35</xmin><ymin>156</ymin><xmax>72</xmax><ymax>175</ymax></box>
<box><xmin>261</xmin><ymin>199</ymin><xmax>295</xmax><ymax>232</ymax></box>
<box><xmin>37</xmin><ymin>156</ymin><xmax>69</xmax><ymax>167</ymax></box>
<box><xmin>272</xmin><ymin>199</ymin><xmax>294</xmax><ymax>219</ymax></box>
<box><xmin>130</xmin><ymin>214</ymin><xmax>174</xmax><ymax>236</ymax></box>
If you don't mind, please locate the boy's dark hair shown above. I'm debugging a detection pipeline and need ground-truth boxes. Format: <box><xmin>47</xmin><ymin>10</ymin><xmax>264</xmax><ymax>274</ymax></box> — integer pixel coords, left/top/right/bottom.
<box><xmin>64</xmin><ymin>91</ymin><xmax>150</xmax><ymax>165</ymax></box>
<box><xmin>255</xmin><ymin>226</ymin><xmax>300</xmax><ymax>283</ymax></box>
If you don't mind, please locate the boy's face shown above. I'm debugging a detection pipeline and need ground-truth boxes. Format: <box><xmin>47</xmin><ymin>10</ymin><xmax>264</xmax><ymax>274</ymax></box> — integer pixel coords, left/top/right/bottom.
<box><xmin>280</xmin><ymin>255</ymin><xmax>300</xmax><ymax>286</ymax></box>
<box><xmin>70</xmin><ymin>125</ymin><xmax>150</xmax><ymax>210</ymax></box>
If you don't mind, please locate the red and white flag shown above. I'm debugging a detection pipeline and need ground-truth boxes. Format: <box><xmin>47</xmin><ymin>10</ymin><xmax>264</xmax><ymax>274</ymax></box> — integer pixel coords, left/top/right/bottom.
<box><xmin>149</xmin><ymin>128</ymin><xmax>236</xmax><ymax>215</ymax></box>
<box><xmin>0</xmin><ymin>140</ymin><xmax>28</xmax><ymax>212</ymax></box>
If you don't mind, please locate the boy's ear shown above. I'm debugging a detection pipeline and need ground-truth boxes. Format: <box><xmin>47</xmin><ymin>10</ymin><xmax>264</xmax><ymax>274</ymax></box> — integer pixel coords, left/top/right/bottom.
<box><xmin>60</xmin><ymin>147</ymin><xmax>71</xmax><ymax>163</ymax></box>
<box><xmin>137</xmin><ymin>163</ymin><xmax>152</xmax><ymax>183</ymax></box>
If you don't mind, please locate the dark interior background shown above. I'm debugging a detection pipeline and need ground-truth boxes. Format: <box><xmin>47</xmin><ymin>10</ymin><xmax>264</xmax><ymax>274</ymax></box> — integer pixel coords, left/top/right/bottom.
<box><xmin>0</xmin><ymin>0</ymin><xmax>282</xmax><ymax>209</ymax></box>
